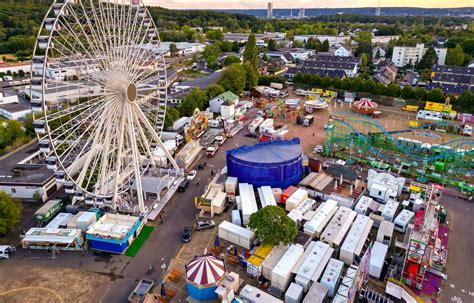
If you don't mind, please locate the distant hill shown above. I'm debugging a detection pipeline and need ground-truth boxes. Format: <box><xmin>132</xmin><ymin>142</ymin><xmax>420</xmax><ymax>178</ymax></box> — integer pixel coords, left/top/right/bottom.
<box><xmin>218</xmin><ymin>7</ymin><xmax>474</xmax><ymax>18</ymax></box>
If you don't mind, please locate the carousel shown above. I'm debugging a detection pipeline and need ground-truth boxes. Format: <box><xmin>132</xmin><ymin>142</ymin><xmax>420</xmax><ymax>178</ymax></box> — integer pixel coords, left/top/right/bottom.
<box><xmin>185</xmin><ymin>254</ymin><xmax>226</xmax><ymax>300</ymax></box>
<box><xmin>352</xmin><ymin>98</ymin><xmax>378</xmax><ymax>115</ymax></box>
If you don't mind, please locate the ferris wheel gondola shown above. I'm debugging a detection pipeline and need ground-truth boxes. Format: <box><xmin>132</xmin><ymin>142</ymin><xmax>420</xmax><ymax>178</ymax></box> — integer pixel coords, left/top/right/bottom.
<box><xmin>30</xmin><ymin>0</ymin><xmax>178</xmax><ymax>213</ymax></box>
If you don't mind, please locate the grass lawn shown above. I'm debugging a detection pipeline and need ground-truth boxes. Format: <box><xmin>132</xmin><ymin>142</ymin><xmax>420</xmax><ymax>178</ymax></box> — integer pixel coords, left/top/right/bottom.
<box><xmin>125</xmin><ymin>225</ymin><xmax>155</xmax><ymax>257</ymax></box>
<box><xmin>179</xmin><ymin>69</ymin><xmax>207</xmax><ymax>78</ymax></box>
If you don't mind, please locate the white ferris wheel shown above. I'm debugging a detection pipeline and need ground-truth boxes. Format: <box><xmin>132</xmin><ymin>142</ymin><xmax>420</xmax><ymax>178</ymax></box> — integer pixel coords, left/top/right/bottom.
<box><xmin>30</xmin><ymin>0</ymin><xmax>178</xmax><ymax>213</ymax></box>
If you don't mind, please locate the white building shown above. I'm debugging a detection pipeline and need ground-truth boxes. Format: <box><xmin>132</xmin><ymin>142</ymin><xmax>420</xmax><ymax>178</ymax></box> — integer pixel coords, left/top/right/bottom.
<box><xmin>334</xmin><ymin>45</ymin><xmax>352</xmax><ymax>57</ymax></box>
<box><xmin>0</xmin><ymin>62</ymin><xmax>31</xmax><ymax>75</ymax></box>
<box><xmin>209</xmin><ymin>91</ymin><xmax>239</xmax><ymax>119</ymax></box>
<box><xmin>289</xmin><ymin>48</ymin><xmax>315</xmax><ymax>61</ymax></box>
<box><xmin>24</xmin><ymin>80</ymin><xmax>102</xmax><ymax>105</ymax></box>
<box><xmin>159</xmin><ymin>42</ymin><xmax>205</xmax><ymax>57</ymax></box>
<box><xmin>392</xmin><ymin>44</ymin><xmax>447</xmax><ymax>67</ymax></box>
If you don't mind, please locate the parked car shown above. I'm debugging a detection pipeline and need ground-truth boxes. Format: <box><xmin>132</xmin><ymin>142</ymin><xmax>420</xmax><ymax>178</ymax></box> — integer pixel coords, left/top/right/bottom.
<box><xmin>198</xmin><ymin>161</ymin><xmax>207</xmax><ymax>170</ymax></box>
<box><xmin>182</xmin><ymin>226</ymin><xmax>192</xmax><ymax>242</ymax></box>
<box><xmin>195</xmin><ymin>220</ymin><xmax>216</xmax><ymax>231</ymax></box>
<box><xmin>186</xmin><ymin>170</ymin><xmax>197</xmax><ymax>181</ymax></box>
<box><xmin>178</xmin><ymin>179</ymin><xmax>190</xmax><ymax>192</ymax></box>
<box><xmin>314</xmin><ymin>145</ymin><xmax>323</xmax><ymax>153</ymax></box>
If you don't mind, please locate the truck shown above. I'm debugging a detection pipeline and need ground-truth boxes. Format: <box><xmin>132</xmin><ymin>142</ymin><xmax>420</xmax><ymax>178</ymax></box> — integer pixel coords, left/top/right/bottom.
<box><xmin>206</xmin><ymin>144</ymin><xmax>218</xmax><ymax>158</ymax></box>
<box><xmin>303</xmin><ymin>115</ymin><xmax>314</xmax><ymax>127</ymax></box>
<box><xmin>128</xmin><ymin>278</ymin><xmax>154</xmax><ymax>303</ymax></box>
<box><xmin>401</xmin><ymin>105</ymin><xmax>419</xmax><ymax>112</ymax></box>
<box><xmin>248</xmin><ymin>116</ymin><xmax>264</xmax><ymax>134</ymax></box>
<box><xmin>34</xmin><ymin>199</ymin><xmax>63</xmax><ymax>225</ymax></box>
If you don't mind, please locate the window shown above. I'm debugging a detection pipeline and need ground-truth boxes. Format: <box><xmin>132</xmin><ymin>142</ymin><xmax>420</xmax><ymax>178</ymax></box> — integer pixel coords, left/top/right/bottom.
<box><xmin>11</xmin><ymin>188</ymin><xmax>16</xmax><ymax>194</ymax></box>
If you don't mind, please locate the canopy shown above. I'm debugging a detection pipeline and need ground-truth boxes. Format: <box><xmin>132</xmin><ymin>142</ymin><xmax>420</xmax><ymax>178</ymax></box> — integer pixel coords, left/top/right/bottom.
<box><xmin>353</xmin><ymin>98</ymin><xmax>378</xmax><ymax>115</ymax></box>
<box><xmin>186</xmin><ymin>255</ymin><xmax>226</xmax><ymax>286</ymax></box>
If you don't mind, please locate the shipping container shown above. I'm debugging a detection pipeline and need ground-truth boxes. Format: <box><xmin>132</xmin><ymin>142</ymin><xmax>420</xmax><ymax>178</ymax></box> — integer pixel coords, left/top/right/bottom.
<box><xmin>377</xmin><ymin>221</ymin><xmax>394</xmax><ymax>247</ymax></box>
<box><xmin>34</xmin><ymin>199</ymin><xmax>63</xmax><ymax>224</ymax></box>
<box><xmin>320</xmin><ymin>206</ymin><xmax>357</xmax><ymax>248</ymax></box>
<box><xmin>272</xmin><ymin>188</ymin><xmax>282</xmax><ymax>203</ymax></box>
<box><xmin>369</xmin><ymin>242</ymin><xmax>388</xmax><ymax>279</ymax></box>
<box><xmin>247</xmin><ymin>244</ymin><xmax>274</xmax><ymax>278</ymax></box>
<box><xmin>271</xmin><ymin>244</ymin><xmax>304</xmax><ymax>291</ymax></box>
<box><xmin>258</xmin><ymin>186</ymin><xmax>277</xmax><ymax>208</ymax></box>
<box><xmin>262</xmin><ymin>246</ymin><xmax>288</xmax><ymax>280</ymax></box>
<box><xmin>285</xmin><ymin>188</ymin><xmax>309</xmax><ymax>212</ymax></box>
<box><xmin>231</xmin><ymin>210</ymin><xmax>242</xmax><ymax>226</ymax></box>
<box><xmin>320</xmin><ymin>258</ymin><xmax>345</xmax><ymax>297</ymax></box>
<box><xmin>218</xmin><ymin>220</ymin><xmax>255</xmax><ymax>250</ymax></box>
<box><xmin>293</xmin><ymin>241</ymin><xmax>333</xmax><ymax>292</ymax></box>
<box><xmin>240</xmin><ymin>183</ymin><xmax>258</xmax><ymax>225</ymax></box>
<box><xmin>303</xmin><ymin>199</ymin><xmax>338</xmax><ymax>238</ymax></box>
<box><xmin>281</xmin><ymin>186</ymin><xmax>298</xmax><ymax>204</ymax></box>
<box><xmin>285</xmin><ymin>283</ymin><xmax>304</xmax><ymax>303</ymax></box>
<box><xmin>339</xmin><ymin>215</ymin><xmax>374</xmax><ymax>265</ymax></box>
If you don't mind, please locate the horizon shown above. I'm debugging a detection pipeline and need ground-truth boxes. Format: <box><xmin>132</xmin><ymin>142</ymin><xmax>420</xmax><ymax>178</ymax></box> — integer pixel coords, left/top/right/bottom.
<box><xmin>146</xmin><ymin>1</ymin><xmax>474</xmax><ymax>10</ymax></box>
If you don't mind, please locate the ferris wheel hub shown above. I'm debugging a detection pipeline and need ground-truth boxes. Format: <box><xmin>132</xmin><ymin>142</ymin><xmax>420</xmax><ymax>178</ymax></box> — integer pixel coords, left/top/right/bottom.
<box><xmin>126</xmin><ymin>82</ymin><xmax>137</xmax><ymax>103</ymax></box>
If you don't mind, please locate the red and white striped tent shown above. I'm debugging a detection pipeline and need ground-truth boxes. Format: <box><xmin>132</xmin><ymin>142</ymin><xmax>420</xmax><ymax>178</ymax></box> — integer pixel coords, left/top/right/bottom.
<box><xmin>352</xmin><ymin>98</ymin><xmax>378</xmax><ymax>115</ymax></box>
<box><xmin>185</xmin><ymin>255</ymin><xmax>226</xmax><ymax>287</ymax></box>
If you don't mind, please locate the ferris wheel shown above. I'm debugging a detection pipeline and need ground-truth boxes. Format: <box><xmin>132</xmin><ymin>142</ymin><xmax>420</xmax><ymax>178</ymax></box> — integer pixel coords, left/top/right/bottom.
<box><xmin>30</xmin><ymin>0</ymin><xmax>178</xmax><ymax>213</ymax></box>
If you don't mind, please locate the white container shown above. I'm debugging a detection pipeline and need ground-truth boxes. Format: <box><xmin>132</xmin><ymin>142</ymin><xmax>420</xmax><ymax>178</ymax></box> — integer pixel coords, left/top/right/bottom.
<box><xmin>354</xmin><ymin>196</ymin><xmax>375</xmax><ymax>215</ymax></box>
<box><xmin>293</xmin><ymin>241</ymin><xmax>333</xmax><ymax>292</ymax></box>
<box><xmin>248</xmin><ymin>116</ymin><xmax>264</xmax><ymax>134</ymax></box>
<box><xmin>231</xmin><ymin>210</ymin><xmax>242</xmax><ymax>226</ymax></box>
<box><xmin>377</xmin><ymin>221</ymin><xmax>394</xmax><ymax>247</ymax></box>
<box><xmin>240</xmin><ymin>183</ymin><xmax>258</xmax><ymax>225</ymax></box>
<box><xmin>320</xmin><ymin>258</ymin><xmax>344</xmax><ymax>297</ymax></box>
<box><xmin>218</xmin><ymin>220</ymin><xmax>255</xmax><ymax>250</ymax></box>
<box><xmin>369</xmin><ymin>242</ymin><xmax>388</xmax><ymax>279</ymax></box>
<box><xmin>258</xmin><ymin>186</ymin><xmax>277</xmax><ymax>208</ymax></box>
<box><xmin>320</xmin><ymin>206</ymin><xmax>357</xmax><ymax>248</ymax></box>
<box><xmin>285</xmin><ymin>189</ymin><xmax>308</xmax><ymax>212</ymax></box>
<box><xmin>240</xmin><ymin>284</ymin><xmax>283</xmax><ymax>303</ymax></box>
<box><xmin>287</xmin><ymin>198</ymin><xmax>316</xmax><ymax>224</ymax></box>
<box><xmin>271</xmin><ymin>244</ymin><xmax>304</xmax><ymax>291</ymax></box>
<box><xmin>259</xmin><ymin>118</ymin><xmax>274</xmax><ymax>133</ymax></box>
<box><xmin>272</xmin><ymin>188</ymin><xmax>282</xmax><ymax>203</ymax></box>
<box><xmin>285</xmin><ymin>283</ymin><xmax>303</xmax><ymax>303</ymax></box>
<box><xmin>45</xmin><ymin>213</ymin><xmax>73</xmax><ymax>229</ymax></box>
<box><xmin>339</xmin><ymin>214</ymin><xmax>373</xmax><ymax>265</ymax></box>
<box><xmin>303</xmin><ymin>199</ymin><xmax>338</xmax><ymax>238</ymax></box>
<box><xmin>303</xmin><ymin>282</ymin><xmax>328</xmax><ymax>303</ymax></box>
<box><xmin>381</xmin><ymin>200</ymin><xmax>399</xmax><ymax>222</ymax></box>
<box><xmin>394</xmin><ymin>209</ymin><xmax>415</xmax><ymax>233</ymax></box>
<box><xmin>225</xmin><ymin>177</ymin><xmax>238</xmax><ymax>195</ymax></box>
<box><xmin>262</xmin><ymin>246</ymin><xmax>288</xmax><ymax>280</ymax></box>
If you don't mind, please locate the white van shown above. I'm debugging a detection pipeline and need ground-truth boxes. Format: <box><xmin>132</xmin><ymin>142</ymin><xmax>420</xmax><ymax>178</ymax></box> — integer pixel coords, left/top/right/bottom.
<box><xmin>0</xmin><ymin>245</ymin><xmax>15</xmax><ymax>259</ymax></box>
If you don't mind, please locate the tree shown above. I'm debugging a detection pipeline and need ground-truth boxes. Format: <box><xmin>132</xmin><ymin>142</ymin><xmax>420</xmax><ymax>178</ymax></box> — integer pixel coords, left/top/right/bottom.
<box><xmin>243</xmin><ymin>63</ymin><xmax>258</xmax><ymax>91</ymax></box>
<box><xmin>355</xmin><ymin>40</ymin><xmax>372</xmax><ymax>57</ymax></box>
<box><xmin>206</xmin><ymin>29</ymin><xmax>223</xmax><ymax>41</ymax></box>
<box><xmin>248</xmin><ymin>206</ymin><xmax>297</xmax><ymax>246</ymax></box>
<box><xmin>426</xmin><ymin>88</ymin><xmax>445</xmax><ymax>102</ymax></box>
<box><xmin>0</xmin><ymin>191</ymin><xmax>22</xmax><ymax>236</ymax></box>
<box><xmin>321</xmin><ymin>39</ymin><xmax>330</xmax><ymax>52</ymax></box>
<box><xmin>203</xmin><ymin>44</ymin><xmax>221</xmax><ymax>69</ymax></box>
<box><xmin>446</xmin><ymin>44</ymin><xmax>466</xmax><ymax>66</ymax></box>
<box><xmin>268</xmin><ymin>39</ymin><xmax>278</xmax><ymax>51</ymax></box>
<box><xmin>169</xmin><ymin>43</ymin><xmax>179</xmax><ymax>58</ymax></box>
<box><xmin>292</xmin><ymin>40</ymin><xmax>305</xmax><ymax>48</ymax></box>
<box><xmin>164</xmin><ymin>107</ymin><xmax>180</xmax><ymax>129</ymax></box>
<box><xmin>401</xmin><ymin>86</ymin><xmax>415</xmax><ymax>100</ymax></box>
<box><xmin>243</xmin><ymin>34</ymin><xmax>259</xmax><ymax>71</ymax></box>
<box><xmin>457</xmin><ymin>90</ymin><xmax>474</xmax><ymax>113</ymax></box>
<box><xmin>223</xmin><ymin>55</ymin><xmax>241</xmax><ymax>66</ymax></box>
<box><xmin>305</xmin><ymin>38</ymin><xmax>321</xmax><ymax>51</ymax></box>
<box><xmin>417</xmin><ymin>46</ymin><xmax>438</xmax><ymax>69</ymax></box>
<box><xmin>262</xmin><ymin>53</ymin><xmax>268</xmax><ymax>61</ymax></box>
<box><xmin>218</xmin><ymin>64</ymin><xmax>246</xmax><ymax>95</ymax></box>
<box><xmin>179</xmin><ymin>88</ymin><xmax>207</xmax><ymax>116</ymax></box>
<box><xmin>413</xmin><ymin>86</ymin><xmax>427</xmax><ymax>101</ymax></box>
<box><xmin>205</xmin><ymin>84</ymin><xmax>225</xmax><ymax>99</ymax></box>
<box><xmin>360</xmin><ymin>53</ymin><xmax>370</xmax><ymax>67</ymax></box>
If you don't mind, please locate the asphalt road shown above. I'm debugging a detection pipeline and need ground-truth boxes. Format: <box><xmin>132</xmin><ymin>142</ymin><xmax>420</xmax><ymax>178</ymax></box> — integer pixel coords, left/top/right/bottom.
<box><xmin>101</xmin><ymin>110</ymin><xmax>258</xmax><ymax>302</ymax></box>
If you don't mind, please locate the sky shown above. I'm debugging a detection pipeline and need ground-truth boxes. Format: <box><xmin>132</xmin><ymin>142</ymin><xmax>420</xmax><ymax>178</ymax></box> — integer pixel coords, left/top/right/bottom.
<box><xmin>147</xmin><ymin>0</ymin><xmax>473</xmax><ymax>9</ymax></box>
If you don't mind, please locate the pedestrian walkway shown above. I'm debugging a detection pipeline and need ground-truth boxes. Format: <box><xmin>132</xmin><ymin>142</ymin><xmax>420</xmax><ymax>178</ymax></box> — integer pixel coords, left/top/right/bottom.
<box><xmin>147</xmin><ymin>177</ymin><xmax>184</xmax><ymax>221</ymax></box>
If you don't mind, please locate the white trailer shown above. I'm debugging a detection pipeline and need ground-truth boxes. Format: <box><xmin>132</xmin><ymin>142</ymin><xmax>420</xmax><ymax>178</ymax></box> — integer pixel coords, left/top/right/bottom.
<box><xmin>262</xmin><ymin>246</ymin><xmax>288</xmax><ymax>280</ymax></box>
<box><xmin>369</xmin><ymin>183</ymin><xmax>397</xmax><ymax>203</ymax></box>
<box><xmin>369</xmin><ymin>241</ymin><xmax>388</xmax><ymax>279</ymax></box>
<box><xmin>271</xmin><ymin>244</ymin><xmax>304</xmax><ymax>291</ymax></box>
<box><xmin>231</xmin><ymin>210</ymin><xmax>242</xmax><ymax>226</ymax></box>
<box><xmin>225</xmin><ymin>176</ymin><xmax>238</xmax><ymax>197</ymax></box>
<box><xmin>259</xmin><ymin>118</ymin><xmax>274</xmax><ymax>133</ymax></box>
<box><xmin>258</xmin><ymin>186</ymin><xmax>277</xmax><ymax>208</ymax></box>
<box><xmin>240</xmin><ymin>284</ymin><xmax>283</xmax><ymax>303</ymax></box>
<box><xmin>354</xmin><ymin>196</ymin><xmax>377</xmax><ymax>215</ymax></box>
<box><xmin>377</xmin><ymin>221</ymin><xmax>395</xmax><ymax>247</ymax></box>
<box><xmin>287</xmin><ymin>198</ymin><xmax>317</xmax><ymax>224</ymax></box>
<box><xmin>285</xmin><ymin>188</ymin><xmax>308</xmax><ymax>212</ymax></box>
<box><xmin>303</xmin><ymin>282</ymin><xmax>328</xmax><ymax>303</ymax></box>
<box><xmin>45</xmin><ymin>213</ymin><xmax>74</xmax><ymax>229</ymax></box>
<box><xmin>248</xmin><ymin>116</ymin><xmax>265</xmax><ymax>134</ymax></box>
<box><xmin>240</xmin><ymin>183</ymin><xmax>258</xmax><ymax>225</ymax></box>
<box><xmin>303</xmin><ymin>199</ymin><xmax>338</xmax><ymax>238</ymax></box>
<box><xmin>293</xmin><ymin>241</ymin><xmax>334</xmax><ymax>292</ymax></box>
<box><xmin>320</xmin><ymin>258</ymin><xmax>345</xmax><ymax>297</ymax></box>
<box><xmin>285</xmin><ymin>283</ymin><xmax>304</xmax><ymax>303</ymax></box>
<box><xmin>320</xmin><ymin>206</ymin><xmax>357</xmax><ymax>248</ymax></box>
<box><xmin>329</xmin><ymin>193</ymin><xmax>356</xmax><ymax>209</ymax></box>
<box><xmin>394</xmin><ymin>209</ymin><xmax>415</xmax><ymax>233</ymax></box>
<box><xmin>339</xmin><ymin>215</ymin><xmax>374</xmax><ymax>265</ymax></box>
<box><xmin>218</xmin><ymin>220</ymin><xmax>255</xmax><ymax>250</ymax></box>
<box><xmin>381</xmin><ymin>199</ymin><xmax>399</xmax><ymax>222</ymax></box>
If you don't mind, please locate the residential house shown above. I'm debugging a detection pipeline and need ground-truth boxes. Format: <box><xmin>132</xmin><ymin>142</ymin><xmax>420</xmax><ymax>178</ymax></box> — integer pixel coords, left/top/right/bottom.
<box><xmin>391</xmin><ymin>44</ymin><xmax>447</xmax><ymax>67</ymax></box>
<box><xmin>374</xmin><ymin>62</ymin><xmax>398</xmax><ymax>85</ymax></box>
<box><xmin>209</xmin><ymin>91</ymin><xmax>239</xmax><ymax>119</ymax></box>
<box><xmin>372</xmin><ymin>46</ymin><xmax>387</xmax><ymax>59</ymax></box>
<box><xmin>335</xmin><ymin>45</ymin><xmax>352</xmax><ymax>57</ymax></box>
<box><xmin>159</xmin><ymin>42</ymin><xmax>205</xmax><ymax>57</ymax></box>
<box><xmin>428</xmin><ymin>64</ymin><xmax>474</xmax><ymax>95</ymax></box>
<box><xmin>264</xmin><ymin>51</ymin><xmax>294</xmax><ymax>65</ymax></box>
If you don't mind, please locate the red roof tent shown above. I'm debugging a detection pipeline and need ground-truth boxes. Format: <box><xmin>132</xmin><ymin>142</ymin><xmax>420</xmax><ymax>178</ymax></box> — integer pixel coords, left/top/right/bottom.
<box><xmin>281</xmin><ymin>186</ymin><xmax>298</xmax><ymax>204</ymax></box>
<box><xmin>352</xmin><ymin>98</ymin><xmax>378</xmax><ymax>115</ymax></box>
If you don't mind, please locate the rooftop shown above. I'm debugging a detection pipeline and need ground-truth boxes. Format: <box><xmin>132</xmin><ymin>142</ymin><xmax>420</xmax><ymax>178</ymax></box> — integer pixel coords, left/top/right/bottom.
<box><xmin>86</xmin><ymin>213</ymin><xmax>140</xmax><ymax>241</ymax></box>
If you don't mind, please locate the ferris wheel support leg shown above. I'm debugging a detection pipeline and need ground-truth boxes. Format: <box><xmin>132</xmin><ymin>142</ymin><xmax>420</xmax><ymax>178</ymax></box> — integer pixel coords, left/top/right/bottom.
<box><xmin>112</xmin><ymin>106</ymin><xmax>127</xmax><ymax>210</ymax></box>
<box><xmin>133</xmin><ymin>103</ymin><xmax>179</xmax><ymax>170</ymax></box>
<box><xmin>127</xmin><ymin>103</ymin><xmax>146</xmax><ymax>214</ymax></box>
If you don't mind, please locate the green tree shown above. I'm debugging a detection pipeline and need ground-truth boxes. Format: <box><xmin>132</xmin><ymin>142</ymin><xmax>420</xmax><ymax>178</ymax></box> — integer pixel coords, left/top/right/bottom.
<box><xmin>417</xmin><ymin>46</ymin><xmax>438</xmax><ymax>69</ymax></box>
<box><xmin>446</xmin><ymin>44</ymin><xmax>466</xmax><ymax>66</ymax></box>
<box><xmin>355</xmin><ymin>40</ymin><xmax>372</xmax><ymax>57</ymax></box>
<box><xmin>401</xmin><ymin>86</ymin><xmax>415</xmax><ymax>100</ymax></box>
<box><xmin>426</xmin><ymin>88</ymin><xmax>445</xmax><ymax>102</ymax></box>
<box><xmin>268</xmin><ymin>39</ymin><xmax>278</xmax><ymax>51</ymax></box>
<box><xmin>169</xmin><ymin>43</ymin><xmax>179</xmax><ymax>58</ymax></box>
<box><xmin>243</xmin><ymin>34</ymin><xmax>259</xmax><ymax>71</ymax></box>
<box><xmin>179</xmin><ymin>88</ymin><xmax>207</xmax><ymax>116</ymax></box>
<box><xmin>164</xmin><ymin>107</ymin><xmax>180</xmax><ymax>129</ymax></box>
<box><xmin>0</xmin><ymin>192</ymin><xmax>22</xmax><ymax>236</ymax></box>
<box><xmin>205</xmin><ymin>84</ymin><xmax>225</xmax><ymax>99</ymax></box>
<box><xmin>292</xmin><ymin>40</ymin><xmax>305</xmax><ymax>48</ymax></box>
<box><xmin>457</xmin><ymin>90</ymin><xmax>474</xmax><ymax>113</ymax></box>
<box><xmin>321</xmin><ymin>39</ymin><xmax>330</xmax><ymax>52</ymax></box>
<box><xmin>262</xmin><ymin>53</ymin><xmax>268</xmax><ymax>61</ymax></box>
<box><xmin>223</xmin><ymin>55</ymin><xmax>241</xmax><ymax>66</ymax></box>
<box><xmin>414</xmin><ymin>86</ymin><xmax>427</xmax><ymax>101</ymax></box>
<box><xmin>218</xmin><ymin>64</ymin><xmax>246</xmax><ymax>95</ymax></box>
<box><xmin>206</xmin><ymin>29</ymin><xmax>224</xmax><ymax>41</ymax></box>
<box><xmin>360</xmin><ymin>53</ymin><xmax>369</xmax><ymax>67</ymax></box>
<box><xmin>203</xmin><ymin>44</ymin><xmax>221</xmax><ymax>69</ymax></box>
<box><xmin>248</xmin><ymin>206</ymin><xmax>297</xmax><ymax>245</ymax></box>
<box><xmin>243</xmin><ymin>62</ymin><xmax>258</xmax><ymax>91</ymax></box>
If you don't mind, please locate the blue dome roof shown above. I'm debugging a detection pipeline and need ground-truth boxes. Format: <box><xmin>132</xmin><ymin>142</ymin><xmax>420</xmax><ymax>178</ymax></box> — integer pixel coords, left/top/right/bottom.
<box><xmin>227</xmin><ymin>138</ymin><xmax>302</xmax><ymax>164</ymax></box>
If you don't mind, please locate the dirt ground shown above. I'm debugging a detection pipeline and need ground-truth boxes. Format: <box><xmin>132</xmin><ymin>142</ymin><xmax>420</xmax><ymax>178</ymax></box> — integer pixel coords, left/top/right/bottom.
<box><xmin>0</xmin><ymin>263</ymin><xmax>111</xmax><ymax>303</ymax></box>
